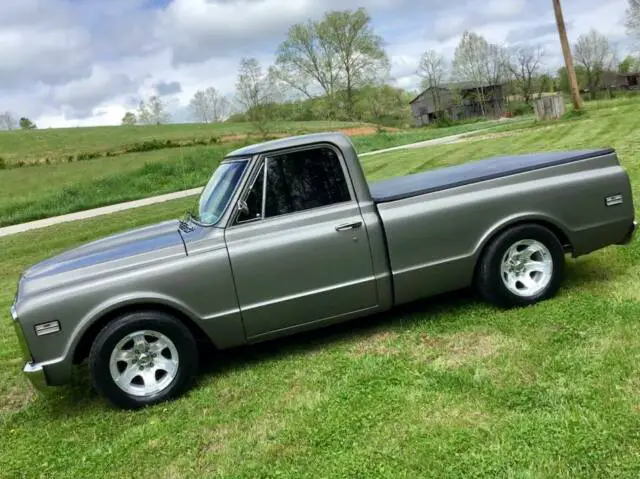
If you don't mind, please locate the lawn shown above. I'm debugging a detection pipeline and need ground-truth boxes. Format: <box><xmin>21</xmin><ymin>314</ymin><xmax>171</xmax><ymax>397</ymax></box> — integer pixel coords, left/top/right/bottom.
<box><xmin>0</xmin><ymin>120</ymin><xmax>365</xmax><ymax>165</ymax></box>
<box><xmin>1</xmin><ymin>99</ymin><xmax>640</xmax><ymax>477</ymax></box>
<box><xmin>0</xmin><ymin>118</ymin><xmax>510</xmax><ymax>227</ymax></box>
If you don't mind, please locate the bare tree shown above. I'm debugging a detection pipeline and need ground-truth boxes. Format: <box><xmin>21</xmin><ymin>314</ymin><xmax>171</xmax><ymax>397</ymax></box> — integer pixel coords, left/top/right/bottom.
<box><xmin>235</xmin><ymin>58</ymin><xmax>278</xmax><ymax>136</ymax></box>
<box><xmin>417</xmin><ymin>50</ymin><xmax>447</xmax><ymax>116</ymax></box>
<box><xmin>189</xmin><ymin>87</ymin><xmax>231</xmax><ymax>124</ymax></box>
<box><xmin>573</xmin><ymin>29</ymin><xmax>616</xmax><ymax>98</ymax></box>
<box><xmin>137</xmin><ymin>96</ymin><xmax>170</xmax><ymax>125</ymax></box>
<box><xmin>452</xmin><ymin>32</ymin><xmax>493</xmax><ymax>115</ymax></box>
<box><xmin>508</xmin><ymin>46</ymin><xmax>545</xmax><ymax>105</ymax></box>
<box><xmin>0</xmin><ymin>111</ymin><xmax>17</xmax><ymax>131</ymax></box>
<box><xmin>627</xmin><ymin>0</ymin><xmax>640</xmax><ymax>47</ymax></box>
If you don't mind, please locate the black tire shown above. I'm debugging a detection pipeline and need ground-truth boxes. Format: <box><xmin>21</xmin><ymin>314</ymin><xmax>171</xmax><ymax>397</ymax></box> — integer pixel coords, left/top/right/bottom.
<box><xmin>89</xmin><ymin>311</ymin><xmax>198</xmax><ymax>410</ymax></box>
<box><xmin>475</xmin><ymin>224</ymin><xmax>565</xmax><ymax>308</ymax></box>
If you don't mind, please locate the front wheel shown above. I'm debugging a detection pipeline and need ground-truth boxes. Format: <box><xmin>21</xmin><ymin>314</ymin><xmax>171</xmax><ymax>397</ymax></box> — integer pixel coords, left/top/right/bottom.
<box><xmin>89</xmin><ymin>311</ymin><xmax>198</xmax><ymax>409</ymax></box>
<box><xmin>475</xmin><ymin>224</ymin><xmax>565</xmax><ymax>308</ymax></box>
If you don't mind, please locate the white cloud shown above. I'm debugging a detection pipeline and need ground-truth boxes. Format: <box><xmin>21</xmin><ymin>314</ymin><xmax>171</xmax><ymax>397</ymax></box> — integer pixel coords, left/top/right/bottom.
<box><xmin>0</xmin><ymin>0</ymin><xmax>632</xmax><ymax>128</ymax></box>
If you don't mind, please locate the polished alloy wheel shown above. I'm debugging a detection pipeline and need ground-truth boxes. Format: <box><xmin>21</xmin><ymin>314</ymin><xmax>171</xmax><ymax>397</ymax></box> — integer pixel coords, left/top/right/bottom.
<box><xmin>499</xmin><ymin>239</ymin><xmax>553</xmax><ymax>297</ymax></box>
<box><xmin>108</xmin><ymin>330</ymin><xmax>179</xmax><ymax>397</ymax></box>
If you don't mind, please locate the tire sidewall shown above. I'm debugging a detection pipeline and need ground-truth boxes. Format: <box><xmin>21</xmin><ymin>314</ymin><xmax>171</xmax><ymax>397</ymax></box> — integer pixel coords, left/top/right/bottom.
<box><xmin>482</xmin><ymin>225</ymin><xmax>565</xmax><ymax>307</ymax></box>
<box><xmin>90</xmin><ymin>312</ymin><xmax>197</xmax><ymax>409</ymax></box>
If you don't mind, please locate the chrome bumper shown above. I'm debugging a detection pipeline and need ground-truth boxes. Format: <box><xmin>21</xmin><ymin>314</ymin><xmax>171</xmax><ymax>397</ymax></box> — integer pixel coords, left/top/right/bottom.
<box><xmin>618</xmin><ymin>221</ymin><xmax>637</xmax><ymax>246</ymax></box>
<box><xmin>23</xmin><ymin>361</ymin><xmax>48</xmax><ymax>391</ymax></box>
<box><xmin>12</xmin><ymin>304</ymin><xmax>49</xmax><ymax>391</ymax></box>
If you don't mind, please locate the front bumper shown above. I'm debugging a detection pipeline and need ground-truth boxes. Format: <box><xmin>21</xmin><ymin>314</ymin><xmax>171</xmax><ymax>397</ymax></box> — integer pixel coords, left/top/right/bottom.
<box><xmin>11</xmin><ymin>304</ymin><xmax>49</xmax><ymax>391</ymax></box>
<box><xmin>618</xmin><ymin>220</ymin><xmax>637</xmax><ymax>245</ymax></box>
<box><xmin>22</xmin><ymin>361</ymin><xmax>48</xmax><ymax>391</ymax></box>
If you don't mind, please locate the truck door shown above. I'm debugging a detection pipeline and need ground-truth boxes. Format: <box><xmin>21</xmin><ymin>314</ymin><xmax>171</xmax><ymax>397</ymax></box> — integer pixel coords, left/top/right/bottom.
<box><xmin>224</xmin><ymin>145</ymin><xmax>379</xmax><ymax>339</ymax></box>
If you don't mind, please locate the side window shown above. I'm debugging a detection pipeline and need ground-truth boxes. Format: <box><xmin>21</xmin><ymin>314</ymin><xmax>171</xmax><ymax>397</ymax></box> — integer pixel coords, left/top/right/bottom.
<box><xmin>236</xmin><ymin>162</ymin><xmax>265</xmax><ymax>223</ymax></box>
<box><xmin>265</xmin><ymin>147</ymin><xmax>351</xmax><ymax>218</ymax></box>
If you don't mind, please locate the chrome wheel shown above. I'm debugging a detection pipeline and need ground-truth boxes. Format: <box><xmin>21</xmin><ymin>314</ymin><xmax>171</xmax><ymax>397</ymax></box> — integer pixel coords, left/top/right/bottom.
<box><xmin>108</xmin><ymin>330</ymin><xmax>179</xmax><ymax>397</ymax></box>
<box><xmin>500</xmin><ymin>239</ymin><xmax>553</xmax><ymax>298</ymax></box>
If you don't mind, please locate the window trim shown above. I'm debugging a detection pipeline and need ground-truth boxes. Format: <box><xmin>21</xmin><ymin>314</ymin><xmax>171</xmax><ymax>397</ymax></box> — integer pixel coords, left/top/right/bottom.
<box><xmin>232</xmin><ymin>159</ymin><xmax>267</xmax><ymax>226</ymax></box>
<box><xmin>228</xmin><ymin>143</ymin><xmax>355</xmax><ymax>229</ymax></box>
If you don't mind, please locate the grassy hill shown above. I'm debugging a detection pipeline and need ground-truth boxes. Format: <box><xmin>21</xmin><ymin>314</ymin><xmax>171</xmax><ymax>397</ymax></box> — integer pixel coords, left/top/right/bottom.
<box><xmin>0</xmin><ymin>119</ymin><xmax>516</xmax><ymax>227</ymax></box>
<box><xmin>0</xmin><ymin>120</ymin><xmax>369</xmax><ymax>167</ymax></box>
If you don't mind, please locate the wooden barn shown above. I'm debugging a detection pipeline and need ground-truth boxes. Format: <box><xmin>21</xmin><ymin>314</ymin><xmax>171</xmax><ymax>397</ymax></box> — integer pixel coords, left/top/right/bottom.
<box><xmin>409</xmin><ymin>82</ymin><xmax>507</xmax><ymax>127</ymax></box>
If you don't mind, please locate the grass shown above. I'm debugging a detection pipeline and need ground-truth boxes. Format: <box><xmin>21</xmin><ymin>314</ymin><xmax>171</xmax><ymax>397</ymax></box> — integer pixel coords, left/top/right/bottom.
<box><xmin>0</xmin><ymin>118</ymin><xmax>509</xmax><ymax>227</ymax></box>
<box><xmin>0</xmin><ymin>121</ymin><xmax>366</xmax><ymax>166</ymax></box>
<box><xmin>1</xmin><ymin>98</ymin><xmax>640</xmax><ymax>477</ymax></box>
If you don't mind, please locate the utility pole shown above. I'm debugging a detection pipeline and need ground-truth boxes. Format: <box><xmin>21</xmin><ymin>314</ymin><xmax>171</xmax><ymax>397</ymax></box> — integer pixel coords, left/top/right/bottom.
<box><xmin>552</xmin><ymin>0</ymin><xmax>582</xmax><ymax>110</ymax></box>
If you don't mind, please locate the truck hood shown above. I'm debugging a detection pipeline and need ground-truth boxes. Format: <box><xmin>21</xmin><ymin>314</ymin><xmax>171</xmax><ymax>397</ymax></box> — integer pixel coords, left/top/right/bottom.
<box><xmin>18</xmin><ymin>220</ymin><xmax>187</xmax><ymax>299</ymax></box>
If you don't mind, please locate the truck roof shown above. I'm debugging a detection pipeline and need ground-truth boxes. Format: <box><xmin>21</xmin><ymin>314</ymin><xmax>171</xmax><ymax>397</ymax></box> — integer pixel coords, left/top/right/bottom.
<box><xmin>225</xmin><ymin>132</ymin><xmax>353</xmax><ymax>158</ymax></box>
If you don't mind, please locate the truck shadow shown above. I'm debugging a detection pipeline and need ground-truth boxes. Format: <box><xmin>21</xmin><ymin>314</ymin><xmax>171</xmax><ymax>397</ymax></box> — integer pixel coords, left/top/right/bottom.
<box><xmin>195</xmin><ymin>288</ymin><xmax>477</xmax><ymax>378</ymax></box>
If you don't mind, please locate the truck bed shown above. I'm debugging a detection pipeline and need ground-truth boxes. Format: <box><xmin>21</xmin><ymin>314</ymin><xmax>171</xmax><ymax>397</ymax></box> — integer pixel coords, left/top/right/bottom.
<box><xmin>369</xmin><ymin>148</ymin><xmax>615</xmax><ymax>203</ymax></box>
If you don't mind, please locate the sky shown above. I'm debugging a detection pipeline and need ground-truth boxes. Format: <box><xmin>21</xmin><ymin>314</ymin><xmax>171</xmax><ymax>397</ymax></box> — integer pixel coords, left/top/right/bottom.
<box><xmin>0</xmin><ymin>0</ymin><xmax>633</xmax><ymax>128</ymax></box>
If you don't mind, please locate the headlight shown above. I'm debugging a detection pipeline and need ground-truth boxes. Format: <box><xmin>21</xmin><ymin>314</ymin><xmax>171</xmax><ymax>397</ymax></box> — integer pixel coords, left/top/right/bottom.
<box><xmin>10</xmin><ymin>304</ymin><xmax>18</xmax><ymax>321</ymax></box>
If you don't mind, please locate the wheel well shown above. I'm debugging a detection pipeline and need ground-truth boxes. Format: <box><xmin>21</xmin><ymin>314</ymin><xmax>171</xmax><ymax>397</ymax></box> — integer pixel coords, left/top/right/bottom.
<box><xmin>473</xmin><ymin>219</ymin><xmax>572</xmax><ymax>279</ymax></box>
<box><xmin>72</xmin><ymin>303</ymin><xmax>214</xmax><ymax>364</ymax></box>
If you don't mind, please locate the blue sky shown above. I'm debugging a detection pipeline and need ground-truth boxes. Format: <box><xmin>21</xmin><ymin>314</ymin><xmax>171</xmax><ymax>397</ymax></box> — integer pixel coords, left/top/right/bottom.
<box><xmin>0</xmin><ymin>0</ymin><xmax>633</xmax><ymax>128</ymax></box>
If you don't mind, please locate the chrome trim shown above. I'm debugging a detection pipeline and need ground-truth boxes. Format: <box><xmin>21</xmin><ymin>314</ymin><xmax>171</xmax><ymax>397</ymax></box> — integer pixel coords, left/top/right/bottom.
<box><xmin>13</xmin><ymin>320</ymin><xmax>32</xmax><ymax>362</ymax></box>
<box><xmin>34</xmin><ymin>320</ymin><xmax>61</xmax><ymax>336</ymax></box>
<box><xmin>23</xmin><ymin>362</ymin><xmax>48</xmax><ymax>391</ymax></box>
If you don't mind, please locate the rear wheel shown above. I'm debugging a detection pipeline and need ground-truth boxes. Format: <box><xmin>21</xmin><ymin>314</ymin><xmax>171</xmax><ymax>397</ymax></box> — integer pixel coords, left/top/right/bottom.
<box><xmin>476</xmin><ymin>224</ymin><xmax>565</xmax><ymax>308</ymax></box>
<box><xmin>89</xmin><ymin>311</ymin><xmax>198</xmax><ymax>409</ymax></box>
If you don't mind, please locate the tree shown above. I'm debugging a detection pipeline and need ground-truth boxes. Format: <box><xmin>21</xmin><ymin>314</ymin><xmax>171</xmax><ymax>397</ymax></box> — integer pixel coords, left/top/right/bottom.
<box><xmin>322</xmin><ymin>8</ymin><xmax>389</xmax><ymax>118</ymax></box>
<box><xmin>626</xmin><ymin>0</ymin><xmax>640</xmax><ymax>46</ymax></box>
<box><xmin>508</xmin><ymin>46</ymin><xmax>545</xmax><ymax>105</ymax></box>
<box><xmin>235</xmin><ymin>58</ymin><xmax>279</xmax><ymax>137</ymax></box>
<box><xmin>452</xmin><ymin>31</ymin><xmax>508</xmax><ymax>116</ymax></box>
<box><xmin>273</xmin><ymin>20</ymin><xmax>341</xmax><ymax>109</ymax></box>
<box><xmin>0</xmin><ymin>111</ymin><xmax>17</xmax><ymax>131</ymax></box>
<box><xmin>417</xmin><ymin>50</ymin><xmax>447</xmax><ymax>116</ymax></box>
<box><xmin>121</xmin><ymin>112</ymin><xmax>137</xmax><ymax>125</ymax></box>
<box><xmin>573</xmin><ymin>29</ymin><xmax>616</xmax><ymax>99</ymax></box>
<box><xmin>558</xmin><ymin>65</ymin><xmax>588</xmax><ymax>93</ymax></box>
<box><xmin>19</xmin><ymin>117</ymin><xmax>36</xmax><ymax>130</ymax></box>
<box><xmin>189</xmin><ymin>87</ymin><xmax>231</xmax><ymax>124</ymax></box>
<box><xmin>137</xmin><ymin>96</ymin><xmax>170</xmax><ymax>125</ymax></box>
<box><xmin>619</xmin><ymin>55</ymin><xmax>640</xmax><ymax>73</ymax></box>
<box><xmin>273</xmin><ymin>8</ymin><xmax>389</xmax><ymax>119</ymax></box>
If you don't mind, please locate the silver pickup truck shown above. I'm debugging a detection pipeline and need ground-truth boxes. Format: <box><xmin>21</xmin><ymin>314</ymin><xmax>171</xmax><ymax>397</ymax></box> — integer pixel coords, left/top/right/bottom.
<box><xmin>10</xmin><ymin>132</ymin><xmax>636</xmax><ymax>409</ymax></box>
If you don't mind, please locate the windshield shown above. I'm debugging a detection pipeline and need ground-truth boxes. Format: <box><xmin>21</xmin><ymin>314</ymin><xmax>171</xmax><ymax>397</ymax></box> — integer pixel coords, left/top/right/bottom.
<box><xmin>196</xmin><ymin>159</ymin><xmax>248</xmax><ymax>225</ymax></box>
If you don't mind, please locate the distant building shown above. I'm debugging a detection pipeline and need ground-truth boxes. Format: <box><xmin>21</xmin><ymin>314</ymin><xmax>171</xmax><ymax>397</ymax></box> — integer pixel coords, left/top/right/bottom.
<box><xmin>617</xmin><ymin>72</ymin><xmax>640</xmax><ymax>90</ymax></box>
<box><xmin>409</xmin><ymin>82</ymin><xmax>507</xmax><ymax>127</ymax></box>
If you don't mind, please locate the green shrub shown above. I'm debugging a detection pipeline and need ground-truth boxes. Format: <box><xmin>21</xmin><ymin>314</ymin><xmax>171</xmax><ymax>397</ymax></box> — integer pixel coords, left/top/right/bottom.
<box><xmin>506</xmin><ymin>101</ymin><xmax>534</xmax><ymax>117</ymax></box>
<box><xmin>561</xmin><ymin>109</ymin><xmax>588</xmax><ymax>121</ymax></box>
<box><xmin>0</xmin><ymin>157</ymin><xmax>6</xmax><ymax>169</ymax></box>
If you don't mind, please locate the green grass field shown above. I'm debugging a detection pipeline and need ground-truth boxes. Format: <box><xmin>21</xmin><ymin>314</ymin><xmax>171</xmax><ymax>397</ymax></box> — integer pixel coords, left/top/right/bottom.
<box><xmin>0</xmin><ymin>121</ymin><xmax>366</xmax><ymax>166</ymax></box>
<box><xmin>0</xmin><ymin>119</ymin><xmax>511</xmax><ymax>227</ymax></box>
<box><xmin>1</xmin><ymin>99</ymin><xmax>640</xmax><ymax>477</ymax></box>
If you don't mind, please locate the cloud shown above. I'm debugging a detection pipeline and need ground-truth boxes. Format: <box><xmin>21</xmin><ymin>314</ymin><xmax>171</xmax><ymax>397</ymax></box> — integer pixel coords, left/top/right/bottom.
<box><xmin>49</xmin><ymin>67</ymin><xmax>140</xmax><ymax>119</ymax></box>
<box><xmin>155</xmin><ymin>81</ymin><xmax>183</xmax><ymax>96</ymax></box>
<box><xmin>0</xmin><ymin>0</ymin><xmax>633</xmax><ymax>128</ymax></box>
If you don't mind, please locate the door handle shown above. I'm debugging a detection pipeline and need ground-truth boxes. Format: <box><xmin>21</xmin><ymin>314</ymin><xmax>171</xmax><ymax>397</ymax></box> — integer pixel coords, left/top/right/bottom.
<box><xmin>335</xmin><ymin>221</ymin><xmax>363</xmax><ymax>232</ymax></box>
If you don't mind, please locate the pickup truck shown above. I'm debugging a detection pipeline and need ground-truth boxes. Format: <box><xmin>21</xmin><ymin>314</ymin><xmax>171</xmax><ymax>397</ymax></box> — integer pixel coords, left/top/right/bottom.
<box><xmin>10</xmin><ymin>132</ymin><xmax>636</xmax><ymax>409</ymax></box>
